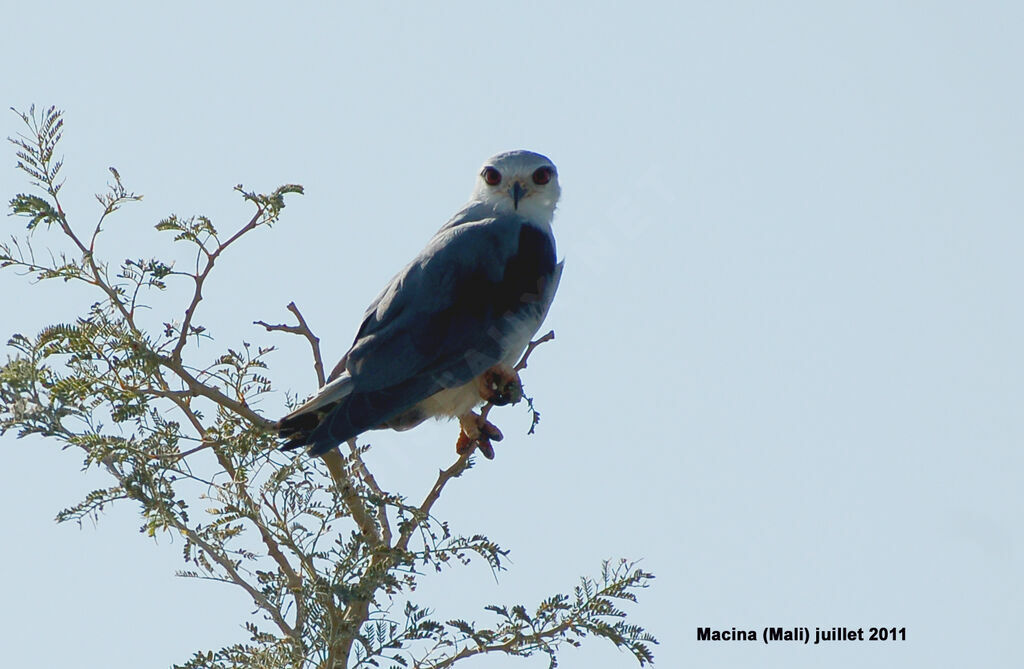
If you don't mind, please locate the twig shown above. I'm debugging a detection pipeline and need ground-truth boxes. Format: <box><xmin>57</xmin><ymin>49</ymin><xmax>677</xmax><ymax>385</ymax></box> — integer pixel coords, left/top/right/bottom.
<box><xmin>172</xmin><ymin>207</ymin><xmax>266</xmax><ymax>360</ymax></box>
<box><xmin>255</xmin><ymin>301</ymin><xmax>386</xmax><ymax>549</ymax></box>
<box><xmin>514</xmin><ymin>329</ymin><xmax>555</xmax><ymax>372</ymax></box>
<box><xmin>339</xmin><ymin>447</ymin><xmax>475</xmax><ymax>664</ymax></box>
<box><xmin>77</xmin><ymin>443</ymin><xmax>299</xmax><ymax>640</ymax></box>
<box><xmin>255</xmin><ymin>301</ymin><xmax>326</xmax><ymax>387</ymax></box>
<box><xmin>479</xmin><ymin>330</ymin><xmax>555</xmax><ymax>425</ymax></box>
<box><xmin>156</xmin><ymin>354</ymin><xmax>275</xmax><ymax>430</ymax></box>
<box><xmin>421</xmin><ymin>622</ymin><xmax>573</xmax><ymax>669</ymax></box>
<box><xmin>259</xmin><ymin>491</ymin><xmax>310</xmax><ymax>636</ymax></box>
<box><xmin>151</xmin><ymin>441</ymin><xmax>211</xmax><ymax>460</ymax></box>
<box><xmin>347</xmin><ymin>438</ymin><xmax>392</xmax><ymax>546</ymax></box>
<box><xmin>321</xmin><ymin>449</ymin><xmax>381</xmax><ymax>547</ymax></box>
<box><xmin>160</xmin><ymin>391</ymin><xmax>305</xmax><ymax>642</ymax></box>
<box><xmin>397</xmin><ymin>452</ymin><xmax>472</xmax><ymax>553</ymax></box>
<box><xmin>182</xmin><ymin>514</ymin><xmax>297</xmax><ymax>639</ymax></box>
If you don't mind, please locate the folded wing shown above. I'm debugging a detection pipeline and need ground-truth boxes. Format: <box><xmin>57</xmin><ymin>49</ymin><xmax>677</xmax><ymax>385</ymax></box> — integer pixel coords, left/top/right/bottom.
<box><xmin>279</xmin><ymin>211</ymin><xmax>559</xmax><ymax>455</ymax></box>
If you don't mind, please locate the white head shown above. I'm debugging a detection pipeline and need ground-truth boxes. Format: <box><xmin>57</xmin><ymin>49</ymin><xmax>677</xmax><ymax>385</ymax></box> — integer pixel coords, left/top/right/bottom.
<box><xmin>470</xmin><ymin>150</ymin><xmax>561</xmax><ymax>224</ymax></box>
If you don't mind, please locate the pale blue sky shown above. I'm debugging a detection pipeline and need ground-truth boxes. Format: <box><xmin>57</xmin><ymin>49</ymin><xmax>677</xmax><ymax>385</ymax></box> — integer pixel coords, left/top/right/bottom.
<box><xmin>2</xmin><ymin>2</ymin><xmax>1022</xmax><ymax>668</ymax></box>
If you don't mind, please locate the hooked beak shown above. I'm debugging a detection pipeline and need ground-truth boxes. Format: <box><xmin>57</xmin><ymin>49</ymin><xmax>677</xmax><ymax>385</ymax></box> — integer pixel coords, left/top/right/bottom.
<box><xmin>512</xmin><ymin>181</ymin><xmax>527</xmax><ymax>210</ymax></box>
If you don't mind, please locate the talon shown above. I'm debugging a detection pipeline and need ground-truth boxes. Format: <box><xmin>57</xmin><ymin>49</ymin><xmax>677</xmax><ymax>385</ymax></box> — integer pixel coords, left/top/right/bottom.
<box><xmin>480</xmin><ymin>421</ymin><xmax>503</xmax><ymax>442</ymax></box>
<box><xmin>477</xmin><ymin>440</ymin><xmax>496</xmax><ymax>460</ymax></box>
<box><xmin>478</xmin><ymin>364</ymin><xmax>523</xmax><ymax>406</ymax></box>
<box><xmin>456</xmin><ymin>412</ymin><xmax>502</xmax><ymax>459</ymax></box>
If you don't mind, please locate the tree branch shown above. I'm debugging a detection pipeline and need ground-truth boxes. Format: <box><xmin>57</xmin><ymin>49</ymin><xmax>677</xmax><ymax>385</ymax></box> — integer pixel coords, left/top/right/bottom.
<box><xmin>161</xmin><ymin>391</ymin><xmax>304</xmax><ymax>642</ymax></box>
<box><xmin>475</xmin><ymin>330</ymin><xmax>555</xmax><ymax>446</ymax></box>
<box><xmin>398</xmin><ymin>453</ymin><xmax>472</xmax><ymax>553</ymax></box>
<box><xmin>321</xmin><ymin>448</ymin><xmax>382</xmax><ymax>547</ymax></box>
<box><xmin>156</xmin><ymin>353</ymin><xmax>274</xmax><ymax>430</ymax></box>
<box><xmin>421</xmin><ymin>622</ymin><xmax>573</xmax><ymax>669</ymax></box>
<box><xmin>255</xmin><ymin>300</ymin><xmax>326</xmax><ymax>387</ymax></box>
<box><xmin>513</xmin><ymin>329</ymin><xmax>554</xmax><ymax>373</ymax></box>
<box><xmin>347</xmin><ymin>438</ymin><xmax>392</xmax><ymax>546</ymax></box>
<box><xmin>73</xmin><ymin>440</ymin><xmax>299</xmax><ymax>640</ymax></box>
<box><xmin>172</xmin><ymin>206</ymin><xmax>265</xmax><ymax>361</ymax></box>
<box><xmin>177</xmin><ymin>512</ymin><xmax>298</xmax><ymax>640</ymax></box>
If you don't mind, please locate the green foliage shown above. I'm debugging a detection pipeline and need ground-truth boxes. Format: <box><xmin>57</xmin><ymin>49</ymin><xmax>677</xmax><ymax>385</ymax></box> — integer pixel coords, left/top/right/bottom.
<box><xmin>1</xmin><ymin>106</ymin><xmax>657</xmax><ymax>668</ymax></box>
<box><xmin>156</xmin><ymin>213</ymin><xmax>219</xmax><ymax>244</ymax></box>
<box><xmin>9</xmin><ymin>193</ymin><xmax>61</xmax><ymax>229</ymax></box>
<box><xmin>387</xmin><ymin>560</ymin><xmax>656</xmax><ymax>669</ymax></box>
<box><xmin>10</xmin><ymin>105</ymin><xmax>64</xmax><ymax>195</ymax></box>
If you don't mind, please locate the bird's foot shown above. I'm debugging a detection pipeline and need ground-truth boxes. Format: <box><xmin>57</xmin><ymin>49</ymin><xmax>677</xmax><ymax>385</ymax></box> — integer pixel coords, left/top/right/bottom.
<box><xmin>478</xmin><ymin>364</ymin><xmax>523</xmax><ymax>406</ymax></box>
<box><xmin>456</xmin><ymin>411</ymin><xmax>503</xmax><ymax>460</ymax></box>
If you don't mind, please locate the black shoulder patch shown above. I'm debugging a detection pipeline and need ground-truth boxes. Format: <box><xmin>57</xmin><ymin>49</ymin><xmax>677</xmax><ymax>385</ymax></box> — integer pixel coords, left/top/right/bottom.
<box><xmin>416</xmin><ymin>224</ymin><xmax>555</xmax><ymax>355</ymax></box>
<box><xmin>500</xmin><ymin>224</ymin><xmax>557</xmax><ymax>310</ymax></box>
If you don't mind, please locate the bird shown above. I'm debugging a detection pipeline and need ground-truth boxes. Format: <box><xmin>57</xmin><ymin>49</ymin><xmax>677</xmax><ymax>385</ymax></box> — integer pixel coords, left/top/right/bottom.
<box><xmin>277</xmin><ymin>150</ymin><xmax>563</xmax><ymax>458</ymax></box>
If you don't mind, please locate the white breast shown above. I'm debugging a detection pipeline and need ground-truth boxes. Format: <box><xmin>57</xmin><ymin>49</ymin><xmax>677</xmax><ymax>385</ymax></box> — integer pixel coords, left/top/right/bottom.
<box><xmin>415</xmin><ymin>381</ymin><xmax>483</xmax><ymax>420</ymax></box>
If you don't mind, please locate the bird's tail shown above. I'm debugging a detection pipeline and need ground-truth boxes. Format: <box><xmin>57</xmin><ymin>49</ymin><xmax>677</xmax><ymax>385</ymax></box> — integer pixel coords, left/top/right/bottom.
<box><xmin>277</xmin><ymin>375</ymin><xmax>354</xmax><ymax>452</ymax></box>
<box><xmin>277</xmin><ymin>411</ymin><xmax>327</xmax><ymax>452</ymax></box>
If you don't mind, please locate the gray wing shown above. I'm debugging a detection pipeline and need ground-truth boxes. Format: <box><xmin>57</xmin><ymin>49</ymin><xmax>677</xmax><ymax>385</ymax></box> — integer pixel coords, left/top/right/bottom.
<box><xmin>348</xmin><ymin>211</ymin><xmax>557</xmax><ymax>389</ymax></box>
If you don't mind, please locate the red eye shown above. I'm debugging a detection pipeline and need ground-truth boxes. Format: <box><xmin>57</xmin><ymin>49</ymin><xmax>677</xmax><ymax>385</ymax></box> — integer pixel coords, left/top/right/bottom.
<box><xmin>482</xmin><ymin>166</ymin><xmax>502</xmax><ymax>186</ymax></box>
<box><xmin>532</xmin><ymin>166</ymin><xmax>553</xmax><ymax>185</ymax></box>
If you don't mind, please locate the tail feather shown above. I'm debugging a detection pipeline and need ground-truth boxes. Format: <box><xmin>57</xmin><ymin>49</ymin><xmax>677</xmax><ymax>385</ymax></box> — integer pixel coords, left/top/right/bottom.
<box><xmin>277</xmin><ymin>409</ymin><xmax>330</xmax><ymax>452</ymax></box>
<box><xmin>277</xmin><ymin>370</ymin><xmax>447</xmax><ymax>456</ymax></box>
<box><xmin>277</xmin><ymin>374</ymin><xmax>355</xmax><ymax>453</ymax></box>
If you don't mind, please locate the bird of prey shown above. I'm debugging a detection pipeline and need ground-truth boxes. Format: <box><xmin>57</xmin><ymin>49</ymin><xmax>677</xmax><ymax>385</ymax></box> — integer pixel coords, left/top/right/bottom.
<box><xmin>278</xmin><ymin>150</ymin><xmax>563</xmax><ymax>458</ymax></box>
